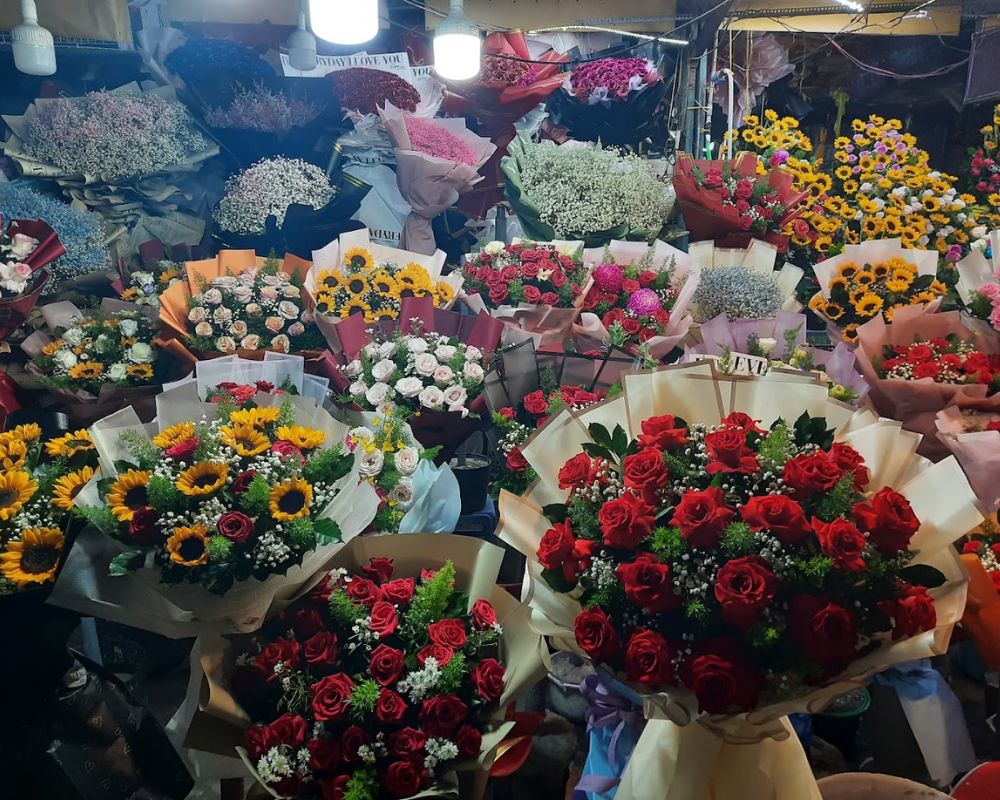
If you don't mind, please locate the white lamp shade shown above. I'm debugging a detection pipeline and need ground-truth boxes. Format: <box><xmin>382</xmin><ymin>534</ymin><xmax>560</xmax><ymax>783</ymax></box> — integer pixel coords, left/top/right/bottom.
<box><xmin>309</xmin><ymin>0</ymin><xmax>378</xmax><ymax>45</ymax></box>
<box><xmin>433</xmin><ymin>32</ymin><xmax>481</xmax><ymax>80</ymax></box>
<box><xmin>12</xmin><ymin>0</ymin><xmax>55</xmax><ymax>76</ymax></box>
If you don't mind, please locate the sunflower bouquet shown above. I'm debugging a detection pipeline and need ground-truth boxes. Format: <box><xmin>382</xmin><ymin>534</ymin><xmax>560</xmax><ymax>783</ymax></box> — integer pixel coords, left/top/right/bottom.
<box><xmin>966</xmin><ymin>103</ymin><xmax>1000</xmax><ymax>223</ymax></box>
<box><xmin>808</xmin><ymin>239</ymin><xmax>943</xmax><ymax>344</ymax></box>
<box><xmin>0</xmin><ymin>424</ymin><xmax>100</xmax><ymax>596</ymax></box>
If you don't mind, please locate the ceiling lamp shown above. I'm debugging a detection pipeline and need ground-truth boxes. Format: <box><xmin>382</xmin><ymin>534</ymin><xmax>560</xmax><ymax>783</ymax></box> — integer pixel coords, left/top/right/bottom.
<box><xmin>832</xmin><ymin>0</ymin><xmax>865</xmax><ymax>12</ymax></box>
<box><xmin>433</xmin><ymin>0</ymin><xmax>481</xmax><ymax>81</ymax></box>
<box><xmin>11</xmin><ymin>0</ymin><xmax>56</xmax><ymax>76</ymax></box>
<box><xmin>287</xmin><ymin>1</ymin><xmax>318</xmax><ymax>70</ymax></box>
<box><xmin>309</xmin><ymin>0</ymin><xmax>378</xmax><ymax>45</ymax></box>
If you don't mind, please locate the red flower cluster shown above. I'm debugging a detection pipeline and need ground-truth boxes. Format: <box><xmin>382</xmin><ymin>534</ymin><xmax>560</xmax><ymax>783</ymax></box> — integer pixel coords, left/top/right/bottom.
<box><xmin>327</xmin><ymin>68</ymin><xmax>421</xmax><ymax>115</ymax></box>
<box><xmin>879</xmin><ymin>337</ymin><xmax>1000</xmax><ymax>391</ymax></box>
<box><xmin>536</xmin><ymin>410</ymin><xmax>937</xmax><ymax>715</ymax></box>
<box><xmin>234</xmin><ymin>558</ymin><xmax>503</xmax><ymax>800</ymax></box>
<box><xmin>462</xmin><ymin>242</ymin><xmax>589</xmax><ymax>309</ymax></box>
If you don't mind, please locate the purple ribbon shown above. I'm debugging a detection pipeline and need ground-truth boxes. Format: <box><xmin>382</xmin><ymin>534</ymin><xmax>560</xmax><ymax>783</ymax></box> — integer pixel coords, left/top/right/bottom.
<box><xmin>573</xmin><ymin>673</ymin><xmax>645</xmax><ymax>800</ymax></box>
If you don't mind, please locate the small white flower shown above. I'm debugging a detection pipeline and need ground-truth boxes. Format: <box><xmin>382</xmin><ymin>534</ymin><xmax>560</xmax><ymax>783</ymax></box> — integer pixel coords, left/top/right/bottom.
<box><xmin>202</xmin><ymin>288</ymin><xmax>223</xmax><ymax>305</ymax></box>
<box><xmin>349</xmin><ymin>380</ymin><xmax>369</xmax><ymax>397</ymax></box>
<box><xmin>126</xmin><ymin>342</ymin><xmax>155</xmax><ymax>363</ymax></box>
<box><xmin>419</xmin><ymin>385</ymin><xmax>444</xmax><ymax>409</ymax></box>
<box><xmin>434</xmin><ymin>344</ymin><xmax>457</xmax><ymax>362</ymax></box>
<box><xmin>359</xmin><ymin>448</ymin><xmax>385</xmax><ymax>477</ymax></box>
<box><xmin>394</xmin><ymin>446</ymin><xmax>420</xmax><ymax>475</ymax></box>
<box><xmin>407</xmin><ymin>336</ymin><xmax>429</xmax><ymax>354</ymax></box>
<box><xmin>107</xmin><ymin>362</ymin><xmax>127</xmax><ymax>381</ymax></box>
<box><xmin>194</xmin><ymin>321</ymin><xmax>214</xmax><ymax>337</ymax></box>
<box><xmin>442</xmin><ymin>385</ymin><xmax>467</xmax><ymax>407</ymax></box>
<box><xmin>395</xmin><ymin>376</ymin><xmax>424</xmax><ymax>398</ymax></box>
<box><xmin>118</xmin><ymin>318</ymin><xmax>139</xmax><ymax>338</ymax></box>
<box><xmin>365</xmin><ymin>382</ymin><xmax>390</xmax><ymax>406</ymax></box>
<box><xmin>414</xmin><ymin>353</ymin><xmax>439</xmax><ymax>377</ymax></box>
<box><xmin>432</xmin><ymin>365</ymin><xmax>454</xmax><ymax>384</ymax></box>
<box><xmin>371</xmin><ymin>359</ymin><xmax>397</xmax><ymax>383</ymax></box>
<box><xmin>463</xmin><ymin>362</ymin><xmax>484</xmax><ymax>383</ymax></box>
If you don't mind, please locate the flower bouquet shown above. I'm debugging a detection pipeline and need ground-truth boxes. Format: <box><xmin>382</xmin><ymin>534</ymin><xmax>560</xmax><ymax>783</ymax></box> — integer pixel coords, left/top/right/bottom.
<box><xmin>548</xmin><ymin>55</ymin><xmax>668</xmax><ymax>149</ymax></box>
<box><xmin>809</xmin><ymin>238</ymin><xmax>944</xmax><ymax>344</ymax></box>
<box><xmin>958</xmin><ymin>517</ymin><xmax>1000</xmax><ymax>672</ymax></box>
<box><xmin>157</xmin><ymin>249</ymin><xmax>326</xmax><ymax>368</ymax></box>
<box><xmin>968</xmin><ymin>105</ymin><xmax>1000</xmax><ymax>219</ymax></box>
<box><xmin>577</xmin><ymin>240</ymin><xmax>700</xmax><ymax>360</ymax></box>
<box><xmin>181</xmin><ymin>533</ymin><xmax>544</xmax><ymax>799</ymax></box>
<box><xmin>1</xmin><ymin>83</ymin><xmax>218</xmax><ymax>253</ymax></box>
<box><xmin>936</xmin><ymin>406</ymin><xmax>1000</xmax><ymax>513</ymax></box>
<box><xmin>377</xmin><ymin>104</ymin><xmax>496</xmax><ymax>255</ymax></box>
<box><xmin>852</xmin><ymin>307</ymin><xmax>1000</xmax><ymax>459</ymax></box>
<box><xmin>21</xmin><ymin>301</ymin><xmax>164</xmax><ymax>425</ymax></box>
<box><xmin>498</xmin><ymin>361</ymin><xmax>979</xmax><ymax>800</ymax></box>
<box><xmin>955</xmin><ymin>229</ymin><xmax>1000</xmax><ymax>343</ymax></box>
<box><xmin>0</xmin><ymin>215</ymin><xmax>65</xmax><ymax>341</ymax></box>
<box><xmin>114</xmin><ymin>238</ymin><xmax>203</xmax><ymax>308</ymax></box>
<box><xmin>49</xmin><ymin>379</ymin><xmax>380</xmax><ymax>638</ymax></box>
<box><xmin>672</xmin><ymin>151</ymin><xmax>809</xmax><ymax>252</ymax></box>
<box><xmin>501</xmin><ymin>135</ymin><xmax>673</xmax><ymax>247</ymax></box>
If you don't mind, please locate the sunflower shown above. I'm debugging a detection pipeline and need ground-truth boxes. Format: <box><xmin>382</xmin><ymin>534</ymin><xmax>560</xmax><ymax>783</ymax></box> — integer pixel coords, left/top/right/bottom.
<box><xmin>343</xmin><ymin>247</ymin><xmax>374</xmax><ymax>272</ymax></box>
<box><xmin>40</xmin><ymin>339</ymin><xmax>64</xmax><ymax>357</ymax></box>
<box><xmin>824</xmin><ymin>302</ymin><xmax>846</xmax><ymax>322</ymax></box>
<box><xmin>374</xmin><ymin>306</ymin><xmax>399</xmax><ymax>321</ymax></box>
<box><xmin>106</xmin><ymin>469</ymin><xmax>152</xmax><ymax>521</ymax></box>
<box><xmin>913</xmin><ymin>290</ymin><xmax>940</xmax><ymax>304</ymax></box>
<box><xmin>318</xmin><ymin>269</ymin><xmax>344</xmax><ymax>292</ymax></box>
<box><xmin>0</xmin><ymin>470</ymin><xmax>36</xmax><ymax>521</ymax></box>
<box><xmin>842</xmin><ymin>180</ymin><xmax>860</xmax><ymax>196</ymax></box>
<box><xmin>853</xmin><ymin>292</ymin><xmax>884</xmax><ymax>318</ymax></box>
<box><xmin>314</xmin><ymin>293</ymin><xmax>338</xmax><ymax>316</ymax></box>
<box><xmin>127</xmin><ymin>363</ymin><xmax>154</xmax><ymax>381</ymax></box>
<box><xmin>68</xmin><ymin>362</ymin><xmax>104</xmax><ymax>381</ymax></box>
<box><xmin>861</xmin><ymin>218</ymin><xmax>883</xmax><ymax>238</ymax></box>
<box><xmin>153</xmin><ymin>421</ymin><xmax>196</xmax><ymax>449</ymax></box>
<box><xmin>220</xmin><ymin>424</ymin><xmax>270</xmax><ymax>457</ymax></box>
<box><xmin>848</xmin><ymin>287</ymin><xmax>869</xmax><ymax>306</ymax></box>
<box><xmin>872</xmin><ymin>262</ymin><xmax>891</xmax><ymax>279</ymax></box>
<box><xmin>44</xmin><ymin>429</ymin><xmax>94</xmax><ymax>459</ymax></box>
<box><xmin>921</xmin><ymin>196</ymin><xmax>941</xmax><ymax>212</ymax></box>
<box><xmin>269</xmin><ymin>476</ymin><xmax>313</xmax><ymax>521</ymax></box>
<box><xmin>811</xmin><ymin>174</ymin><xmax>832</xmax><ymax>194</ymax></box>
<box><xmin>884</xmin><ymin>304</ymin><xmax>907</xmax><ymax>322</ymax></box>
<box><xmin>340</xmin><ymin>298</ymin><xmax>370</xmax><ymax>319</ymax></box>
<box><xmin>0</xmin><ymin>438</ymin><xmax>28</xmax><ymax>471</ymax></box>
<box><xmin>854</xmin><ymin>270</ymin><xmax>877</xmax><ymax>286</ymax></box>
<box><xmin>52</xmin><ymin>465</ymin><xmax>97</xmax><ymax>512</ymax></box>
<box><xmin>276</xmin><ymin>425</ymin><xmax>325</xmax><ymax>450</ymax></box>
<box><xmin>176</xmin><ymin>463</ymin><xmax>228</xmax><ymax>497</ymax></box>
<box><xmin>166</xmin><ymin>525</ymin><xmax>211</xmax><ymax>567</ymax></box>
<box><xmin>808</xmin><ymin>294</ymin><xmax>828</xmax><ymax>314</ymax></box>
<box><xmin>841</xmin><ymin>323</ymin><xmax>860</xmax><ymax>344</ymax></box>
<box><xmin>229</xmin><ymin>406</ymin><xmax>282</xmax><ymax>428</ymax></box>
<box><xmin>159</xmin><ymin>267</ymin><xmax>181</xmax><ymax>284</ymax></box>
<box><xmin>0</xmin><ymin>528</ymin><xmax>64</xmax><ymax>587</ymax></box>
<box><xmin>929</xmin><ymin>279</ymin><xmax>948</xmax><ymax>296</ymax></box>
<box><xmin>836</xmin><ymin>262</ymin><xmax>860</xmax><ymax>279</ymax></box>
<box><xmin>829</xmin><ymin>276</ymin><xmax>849</xmax><ymax>293</ymax></box>
<box><xmin>396</xmin><ymin>263</ymin><xmax>433</xmax><ymax>293</ymax></box>
<box><xmin>851</xmin><ymin>119</ymin><xmax>866</xmax><ymax>132</ymax></box>
<box><xmin>7</xmin><ymin>423</ymin><xmax>41</xmax><ymax>443</ymax></box>
<box><xmin>883</xmin><ymin>218</ymin><xmax>902</xmax><ymax>236</ymax></box>
<box><xmin>371</xmin><ymin>270</ymin><xmax>397</xmax><ymax>296</ymax></box>
<box><xmin>344</xmin><ymin>273</ymin><xmax>370</xmax><ymax>296</ymax></box>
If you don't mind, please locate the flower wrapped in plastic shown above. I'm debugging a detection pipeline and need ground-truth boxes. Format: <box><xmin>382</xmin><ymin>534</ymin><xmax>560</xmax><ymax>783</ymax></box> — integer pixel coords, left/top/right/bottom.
<box><xmin>21</xmin><ymin>300</ymin><xmax>166</xmax><ymax>426</ymax></box>
<box><xmin>113</xmin><ymin>238</ymin><xmax>205</xmax><ymax>308</ymax></box>
<box><xmin>955</xmin><ymin>229</ymin><xmax>1000</xmax><ymax>343</ymax></box>
<box><xmin>377</xmin><ymin>104</ymin><xmax>496</xmax><ymax>255</ymax></box>
<box><xmin>49</xmin><ymin>367</ymin><xmax>380</xmax><ymax>638</ymax></box>
<box><xmin>157</xmin><ymin>249</ymin><xmax>327</xmax><ymax>368</ymax></box>
<box><xmin>498</xmin><ymin>361</ymin><xmax>979</xmax><ymax>800</ymax></box>
<box><xmin>501</xmin><ymin>135</ymin><xmax>673</xmax><ymax>247</ymax></box>
<box><xmin>853</xmin><ymin>306</ymin><xmax>1000</xmax><ymax>459</ymax></box>
<box><xmin>683</xmin><ymin>310</ymin><xmax>868</xmax><ymax>404</ymax></box>
<box><xmin>936</xmin><ymin>406</ymin><xmax>1000</xmax><ymax>513</ymax></box>
<box><xmin>672</xmin><ymin>151</ymin><xmax>809</xmax><ymax>252</ymax></box>
<box><xmin>808</xmin><ymin>238</ymin><xmax>944</xmax><ymax>345</ymax></box>
<box><xmin>958</xmin><ymin>518</ymin><xmax>1000</xmax><ymax>670</ymax></box>
<box><xmin>0</xmin><ymin>214</ymin><xmax>65</xmax><ymax>341</ymax></box>
<box><xmin>180</xmin><ymin>533</ymin><xmax>545</xmax><ymax>800</ymax></box>
<box><xmin>576</xmin><ymin>240</ymin><xmax>700</xmax><ymax>360</ymax></box>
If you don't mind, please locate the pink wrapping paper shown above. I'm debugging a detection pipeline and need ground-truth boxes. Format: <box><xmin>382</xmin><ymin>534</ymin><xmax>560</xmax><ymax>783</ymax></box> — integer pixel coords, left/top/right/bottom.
<box><xmin>936</xmin><ymin>405</ymin><xmax>1000</xmax><ymax>513</ymax></box>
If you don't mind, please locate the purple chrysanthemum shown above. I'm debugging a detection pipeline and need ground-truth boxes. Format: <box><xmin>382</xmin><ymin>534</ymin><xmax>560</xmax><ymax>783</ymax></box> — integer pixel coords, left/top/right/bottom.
<box><xmin>628</xmin><ymin>288</ymin><xmax>662</xmax><ymax>315</ymax></box>
<box><xmin>593</xmin><ymin>263</ymin><xmax>625</xmax><ymax>292</ymax></box>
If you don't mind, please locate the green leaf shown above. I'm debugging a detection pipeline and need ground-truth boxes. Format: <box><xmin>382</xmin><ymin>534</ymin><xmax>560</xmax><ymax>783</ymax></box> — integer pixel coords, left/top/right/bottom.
<box><xmin>109</xmin><ymin>550</ymin><xmax>145</xmax><ymax>576</ymax></box>
<box><xmin>899</xmin><ymin>563</ymin><xmax>946</xmax><ymax>589</ymax></box>
<box><xmin>582</xmin><ymin>443</ymin><xmax>616</xmax><ymax>462</ymax></box>
<box><xmin>314</xmin><ymin>518</ymin><xmax>342</xmax><ymax>545</ymax></box>
<box><xmin>588</xmin><ymin>423</ymin><xmax>613</xmax><ymax>448</ymax></box>
<box><xmin>542</xmin><ymin>503</ymin><xmax>569</xmax><ymax>524</ymax></box>
<box><xmin>611</xmin><ymin>425</ymin><xmax>629</xmax><ymax>457</ymax></box>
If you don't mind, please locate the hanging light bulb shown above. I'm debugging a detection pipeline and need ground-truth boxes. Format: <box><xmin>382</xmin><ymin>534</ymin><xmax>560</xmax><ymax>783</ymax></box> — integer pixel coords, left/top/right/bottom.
<box><xmin>433</xmin><ymin>0</ymin><xmax>481</xmax><ymax>81</ymax></box>
<box><xmin>287</xmin><ymin>0</ymin><xmax>318</xmax><ymax>70</ymax></box>
<box><xmin>309</xmin><ymin>0</ymin><xmax>378</xmax><ymax>45</ymax></box>
<box><xmin>11</xmin><ymin>0</ymin><xmax>56</xmax><ymax>76</ymax></box>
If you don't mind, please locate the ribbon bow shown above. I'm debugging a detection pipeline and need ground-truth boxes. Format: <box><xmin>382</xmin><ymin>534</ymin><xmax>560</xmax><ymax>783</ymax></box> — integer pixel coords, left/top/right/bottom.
<box><xmin>573</xmin><ymin>673</ymin><xmax>645</xmax><ymax>799</ymax></box>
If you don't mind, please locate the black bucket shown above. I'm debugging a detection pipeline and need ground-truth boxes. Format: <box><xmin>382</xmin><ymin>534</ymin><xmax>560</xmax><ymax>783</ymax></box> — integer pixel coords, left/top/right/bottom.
<box><xmin>450</xmin><ymin>431</ymin><xmax>492</xmax><ymax>516</ymax></box>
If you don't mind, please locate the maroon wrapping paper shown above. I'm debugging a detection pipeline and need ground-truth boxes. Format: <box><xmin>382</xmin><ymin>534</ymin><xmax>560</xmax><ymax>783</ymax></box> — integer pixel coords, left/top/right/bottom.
<box><xmin>8</xmin><ymin>219</ymin><xmax>66</xmax><ymax>268</ymax></box>
<box><xmin>0</xmin><ymin>269</ymin><xmax>49</xmax><ymax>341</ymax></box>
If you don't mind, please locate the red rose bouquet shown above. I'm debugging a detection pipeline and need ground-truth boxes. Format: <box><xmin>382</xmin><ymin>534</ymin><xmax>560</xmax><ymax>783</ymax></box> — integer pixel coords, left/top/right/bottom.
<box><xmin>498</xmin><ymin>362</ymin><xmax>978</xmax><ymax>800</ymax></box>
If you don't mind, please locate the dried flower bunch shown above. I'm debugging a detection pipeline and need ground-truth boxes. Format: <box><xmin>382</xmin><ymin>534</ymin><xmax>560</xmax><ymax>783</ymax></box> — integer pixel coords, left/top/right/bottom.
<box><xmin>205</xmin><ymin>82</ymin><xmax>321</xmax><ymax>135</ymax></box>
<box><xmin>692</xmin><ymin>266</ymin><xmax>783</xmax><ymax>322</ymax></box>
<box><xmin>403</xmin><ymin>116</ymin><xmax>479</xmax><ymax>166</ymax></box>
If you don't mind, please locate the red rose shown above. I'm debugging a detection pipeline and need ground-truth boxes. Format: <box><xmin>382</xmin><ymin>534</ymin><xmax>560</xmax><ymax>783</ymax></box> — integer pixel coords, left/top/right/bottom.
<box><xmin>308</xmin><ymin>738</ymin><xmax>341</xmax><ymax>773</ymax></box>
<box><xmin>217</xmin><ymin>510</ymin><xmax>255</xmax><ymax>544</ymax></box>
<box><xmin>787</xmin><ymin>595</ymin><xmax>857</xmax><ymax>673</ymax></box>
<box><xmin>782</xmin><ymin>451</ymin><xmax>842</xmax><ymax>498</ymax></box>
<box><xmin>376</xmin><ymin>688</ymin><xmax>409</xmax><ymax>723</ymax></box>
<box><xmin>128</xmin><ymin>507</ymin><xmax>162</xmax><ymax>545</ymax></box>
<box><xmin>907</xmin><ymin>344</ymin><xmax>934</xmax><ymax>363</ymax></box>
<box><xmin>428</xmin><ymin>618</ymin><xmax>467</xmax><ymax>648</ymax></box>
<box><xmin>574</xmin><ymin>607</ymin><xmax>621</xmax><ymax>663</ymax></box>
<box><xmin>703</xmin><ymin>428</ymin><xmax>758</xmax><ymax>474</ymax></box>
<box><xmin>304</xmin><ymin>630</ymin><xmax>339</xmax><ymax>666</ymax></box>
<box><xmin>721</xmin><ymin>412</ymin><xmax>764</xmax><ymax>434</ymax></box>
<box><xmin>417</xmin><ymin>643</ymin><xmax>455</xmax><ymax>666</ymax></box>
<box><xmin>603</xmin><ymin>308</ymin><xmax>626</xmax><ymax>328</ymax></box>
<box><xmin>991</xmin><ymin>571</ymin><xmax>1000</xmax><ymax>592</ymax></box>
<box><xmin>370</xmin><ymin>644</ymin><xmax>405</xmax><ymax>685</ymax></box>
<box><xmin>523</xmin><ymin>285</ymin><xmax>543</xmax><ymax>304</ymax></box>
<box><xmin>320</xmin><ymin>776</ymin><xmax>350</xmax><ymax>800</ymax></box>
<box><xmin>714</xmin><ymin>556</ymin><xmax>778</xmax><ymax>630</ymax></box>
<box><xmin>370</xmin><ymin>600</ymin><xmax>399</xmax><ymax>637</ymax></box>
<box><xmin>617</xmin><ymin>554</ymin><xmax>680</xmax><ymax>613</ymax></box>
<box><xmin>879</xmin><ymin>583</ymin><xmax>936</xmax><ymax>640</ymax></box>
<box><xmin>346</xmin><ymin>576</ymin><xmax>383</xmax><ymax>607</ymax></box>
<box><xmin>963</xmin><ymin>540</ymin><xmax>983</xmax><ymax>553</ymax></box>
<box><xmin>308</xmin><ymin>574</ymin><xmax>336</xmax><ymax>603</ymax></box>
<box><xmin>679</xmin><ymin>639</ymin><xmax>761</xmax><ymax>714</ymax></box>
<box><xmin>420</xmin><ymin>694</ymin><xmax>468</xmax><ymax>736</ymax></box>
<box><xmin>268</xmin><ymin>715</ymin><xmax>308</xmax><ymax>749</ymax></box>
<box><xmin>622</xmin><ymin>447</ymin><xmax>669</xmax><ymax>501</ymax></box>
<box><xmin>739</xmin><ymin>495</ymin><xmax>808</xmax><ymax>545</ymax></box>
<box><xmin>455</xmin><ymin>725</ymin><xmax>483</xmax><ymax>759</ymax></box>
<box><xmin>472</xmin><ymin>657</ymin><xmax>505</xmax><ymax>702</ymax></box>
<box><xmin>992</xmin><ymin>543</ymin><xmax>1000</xmax><ymax>558</ymax></box>
<box><xmin>622</xmin><ymin>279</ymin><xmax>640</xmax><ymax>293</ymax></box>
<box><xmin>598</xmin><ymin>491</ymin><xmax>656</xmax><ymax>549</ymax></box>
<box><xmin>471</xmin><ymin>599</ymin><xmax>497</xmax><ymax>630</ymax></box>
<box><xmin>812</xmin><ymin>518</ymin><xmax>867</xmax><ymax>572</ymax></box>
<box><xmin>362</xmin><ymin>556</ymin><xmax>395</xmax><ymax>583</ymax></box>
<box><xmin>245</xmin><ymin>724</ymin><xmax>277</xmax><ymax>759</ymax></box>
<box><xmin>852</xmin><ymin>487</ymin><xmax>920</xmax><ymax>555</ymax></box>
<box><xmin>383</xmin><ymin>577</ymin><xmax>415</xmax><ymax>605</ymax></box>
<box><xmin>164</xmin><ymin>436</ymin><xmax>199</xmax><ymax>462</ymax></box>
<box><xmin>340</xmin><ymin>726</ymin><xmax>370</xmax><ymax>764</ymax></box>
<box><xmin>290</xmin><ymin>606</ymin><xmax>324</xmax><ymax>638</ymax></box>
<box><xmin>383</xmin><ymin>761</ymin><xmax>427</xmax><ymax>798</ymax></box>
<box><xmin>500</xmin><ymin>265</ymin><xmax>520</xmax><ymax>282</ymax></box>
<box><xmin>828</xmin><ymin>443</ymin><xmax>869</xmax><ymax>490</ymax></box>
<box><xmin>232</xmin><ymin>469</ymin><xmax>256</xmax><ymax>495</ymax></box>
<box><xmin>672</xmin><ymin>487</ymin><xmax>735</xmax><ymax>549</ymax></box>
<box><xmin>523</xmin><ymin>390</ymin><xmax>549</xmax><ymax>416</ymax></box>
<box><xmin>637</xmin><ymin>414</ymin><xmax>688</xmax><ymax>450</ymax></box>
<box><xmin>638</xmin><ymin>270</ymin><xmax>657</xmax><ymax>287</ymax></box>
<box><xmin>537</xmin><ymin>519</ymin><xmax>574</xmax><ymax>571</ymax></box>
<box><xmin>624</xmin><ymin>629</ymin><xmax>675</xmax><ymax>687</ymax></box>
<box><xmin>271</xmin><ymin>440</ymin><xmax>305</xmax><ymax>464</ymax></box>
<box><xmin>256</xmin><ymin>637</ymin><xmax>301</xmax><ymax>681</ymax></box>
<box><xmin>310</xmin><ymin>673</ymin><xmax>355</xmax><ymax>721</ymax></box>
<box><xmin>521</xmin><ymin>261</ymin><xmax>540</xmax><ymax>278</ymax></box>
<box><xmin>497</xmin><ymin>406</ymin><xmax>516</xmax><ymax>420</ymax></box>
<box><xmin>558</xmin><ymin>452</ymin><xmax>593</xmax><ymax>490</ymax></box>
<box><xmin>573</xmin><ymin>389</ymin><xmax>604</xmax><ymax>405</ymax></box>
<box><xmin>913</xmin><ymin>362</ymin><xmax>941</xmax><ymax>380</ymax></box>
<box><xmin>550</xmin><ymin>269</ymin><xmax>569</xmax><ymax>289</ymax></box>
<box><xmin>563</xmin><ymin>538</ymin><xmax>599</xmax><ymax>583</ymax></box>
<box><xmin>541</xmin><ymin>291</ymin><xmax>561</xmax><ymax>305</ymax></box>
<box><xmin>621</xmin><ymin>317</ymin><xmax>642</xmax><ymax>336</ymax></box>
<box><xmin>389</xmin><ymin>727</ymin><xmax>427</xmax><ymax>759</ymax></box>
<box><xmin>488</xmin><ymin>284</ymin><xmax>509</xmax><ymax>304</ymax></box>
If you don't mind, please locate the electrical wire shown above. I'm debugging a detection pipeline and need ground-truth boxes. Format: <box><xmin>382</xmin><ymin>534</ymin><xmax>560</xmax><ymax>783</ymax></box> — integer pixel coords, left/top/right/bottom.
<box><xmin>824</xmin><ymin>34</ymin><xmax>969</xmax><ymax>77</ymax></box>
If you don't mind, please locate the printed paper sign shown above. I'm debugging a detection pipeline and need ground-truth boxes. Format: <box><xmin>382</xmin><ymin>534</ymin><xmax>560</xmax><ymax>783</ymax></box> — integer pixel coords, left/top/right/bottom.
<box><xmin>687</xmin><ymin>351</ymin><xmax>770</xmax><ymax>377</ymax></box>
<box><xmin>281</xmin><ymin>51</ymin><xmax>412</xmax><ymax>78</ymax></box>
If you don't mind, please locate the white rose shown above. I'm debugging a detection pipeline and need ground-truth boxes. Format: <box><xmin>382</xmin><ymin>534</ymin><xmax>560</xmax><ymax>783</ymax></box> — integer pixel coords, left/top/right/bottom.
<box><xmin>118</xmin><ymin>318</ymin><xmax>138</xmax><ymax>338</ymax></box>
<box><xmin>213</xmin><ymin>306</ymin><xmax>233</xmax><ymax>324</ymax></box>
<box><xmin>202</xmin><ymin>288</ymin><xmax>223</xmax><ymax>305</ymax></box>
<box><xmin>757</xmin><ymin>337</ymin><xmax>778</xmax><ymax>356</ymax></box>
<box><xmin>213</xmin><ymin>275</ymin><xmax>237</xmax><ymax>289</ymax></box>
<box><xmin>378</xmin><ymin>341</ymin><xmax>397</xmax><ymax>358</ymax></box>
<box><xmin>9</xmin><ymin>232</ymin><xmax>37</xmax><ymax>259</ymax></box>
<box><xmin>265</xmin><ymin>316</ymin><xmax>284</xmax><ymax>333</ymax></box>
<box><xmin>300</xmin><ymin>308</ymin><xmax>315</xmax><ymax>324</ymax></box>
<box><xmin>282</xmin><ymin>284</ymin><xmax>301</xmax><ymax>298</ymax></box>
<box><xmin>287</xmin><ymin>322</ymin><xmax>305</xmax><ymax>336</ymax></box>
<box><xmin>278</xmin><ymin>300</ymin><xmax>300</xmax><ymax>320</ymax></box>
<box><xmin>216</xmin><ymin>337</ymin><xmax>236</xmax><ymax>353</ymax></box>
<box><xmin>262</xmin><ymin>274</ymin><xmax>282</xmax><ymax>287</ymax></box>
<box><xmin>556</xmin><ymin>242</ymin><xmax>579</xmax><ymax>258</ymax></box>
<box><xmin>394</xmin><ymin>446</ymin><xmax>420</xmax><ymax>475</ymax></box>
<box><xmin>406</xmin><ymin>337</ymin><xmax>429</xmax><ymax>354</ymax></box>
<box><xmin>464</xmin><ymin>345</ymin><xmax>482</xmax><ymax>361</ymax></box>
<box><xmin>349</xmin><ymin>380</ymin><xmax>369</xmax><ymax>397</ymax></box>
<box><xmin>245</xmin><ymin>303</ymin><xmax>262</xmax><ymax>316</ymax></box>
<box><xmin>53</xmin><ymin>349</ymin><xmax>78</xmax><ymax>370</ymax></box>
<box><xmin>433</xmin><ymin>365</ymin><xmax>454</xmax><ymax>384</ymax></box>
<box><xmin>418</xmin><ymin>385</ymin><xmax>444</xmax><ymax>409</ymax></box>
<box><xmin>270</xmin><ymin>334</ymin><xmax>291</xmax><ymax>353</ymax></box>
<box><xmin>194</xmin><ymin>321</ymin><xmax>214</xmax><ymax>337</ymax></box>
<box><xmin>447</xmin><ymin>403</ymin><xmax>470</xmax><ymax>417</ymax></box>
<box><xmin>365</xmin><ymin>382</ymin><xmax>390</xmax><ymax>407</ymax></box>
<box><xmin>434</xmin><ymin>344</ymin><xmax>457</xmax><ymax>362</ymax></box>
<box><xmin>260</xmin><ymin>286</ymin><xmax>279</xmax><ymax>303</ymax></box>
<box><xmin>108</xmin><ymin>362</ymin><xmax>127</xmax><ymax>381</ymax></box>
<box><xmin>348</xmin><ymin>426</ymin><xmax>374</xmax><ymax>445</ymax></box>
<box><xmin>62</xmin><ymin>327</ymin><xmax>83</xmax><ymax>347</ymax></box>
<box><xmin>395</xmin><ymin>376</ymin><xmax>424</xmax><ymax>398</ymax></box>
<box><xmin>463</xmin><ymin>362</ymin><xmax>484</xmax><ymax>383</ymax></box>
<box><xmin>972</xmin><ymin>225</ymin><xmax>988</xmax><ymax>240</ymax></box>
<box><xmin>442</xmin><ymin>385</ymin><xmax>467</xmax><ymax>407</ymax></box>
<box><xmin>93</xmin><ymin>334</ymin><xmax>113</xmax><ymax>354</ymax></box>
<box><xmin>483</xmin><ymin>241</ymin><xmax>505</xmax><ymax>255</ymax></box>
<box><xmin>126</xmin><ymin>342</ymin><xmax>155</xmax><ymax>363</ymax></box>
<box><xmin>233</xmin><ymin>285</ymin><xmax>253</xmax><ymax>304</ymax></box>
<box><xmin>230</xmin><ymin>320</ymin><xmax>248</xmax><ymax>338</ymax></box>
<box><xmin>388</xmin><ymin>478</ymin><xmax>414</xmax><ymax>509</ymax></box>
<box><xmin>371</xmin><ymin>359</ymin><xmax>397</xmax><ymax>383</ymax></box>
<box><xmin>358</xmin><ymin>448</ymin><xmax>385</xmax><ymax>477</ymax></box>
<box><xmin>345</xmin><ymin>359</ymin><xmax>363</xmax><ymax>378</ymax></box>
<box><xmin>413</xmin><ymin>353</ymin><xmax>439</xmax><ymax>377</ymax></box>
<box><xmin>241</xmin><ymin>334</ymin><xmax>261</xmax><ymax>350</ymax></box>
<box><xmin>363</xmin><ymin>342</ymin><xmax>380</xmax><ymax>359</ymax></box>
